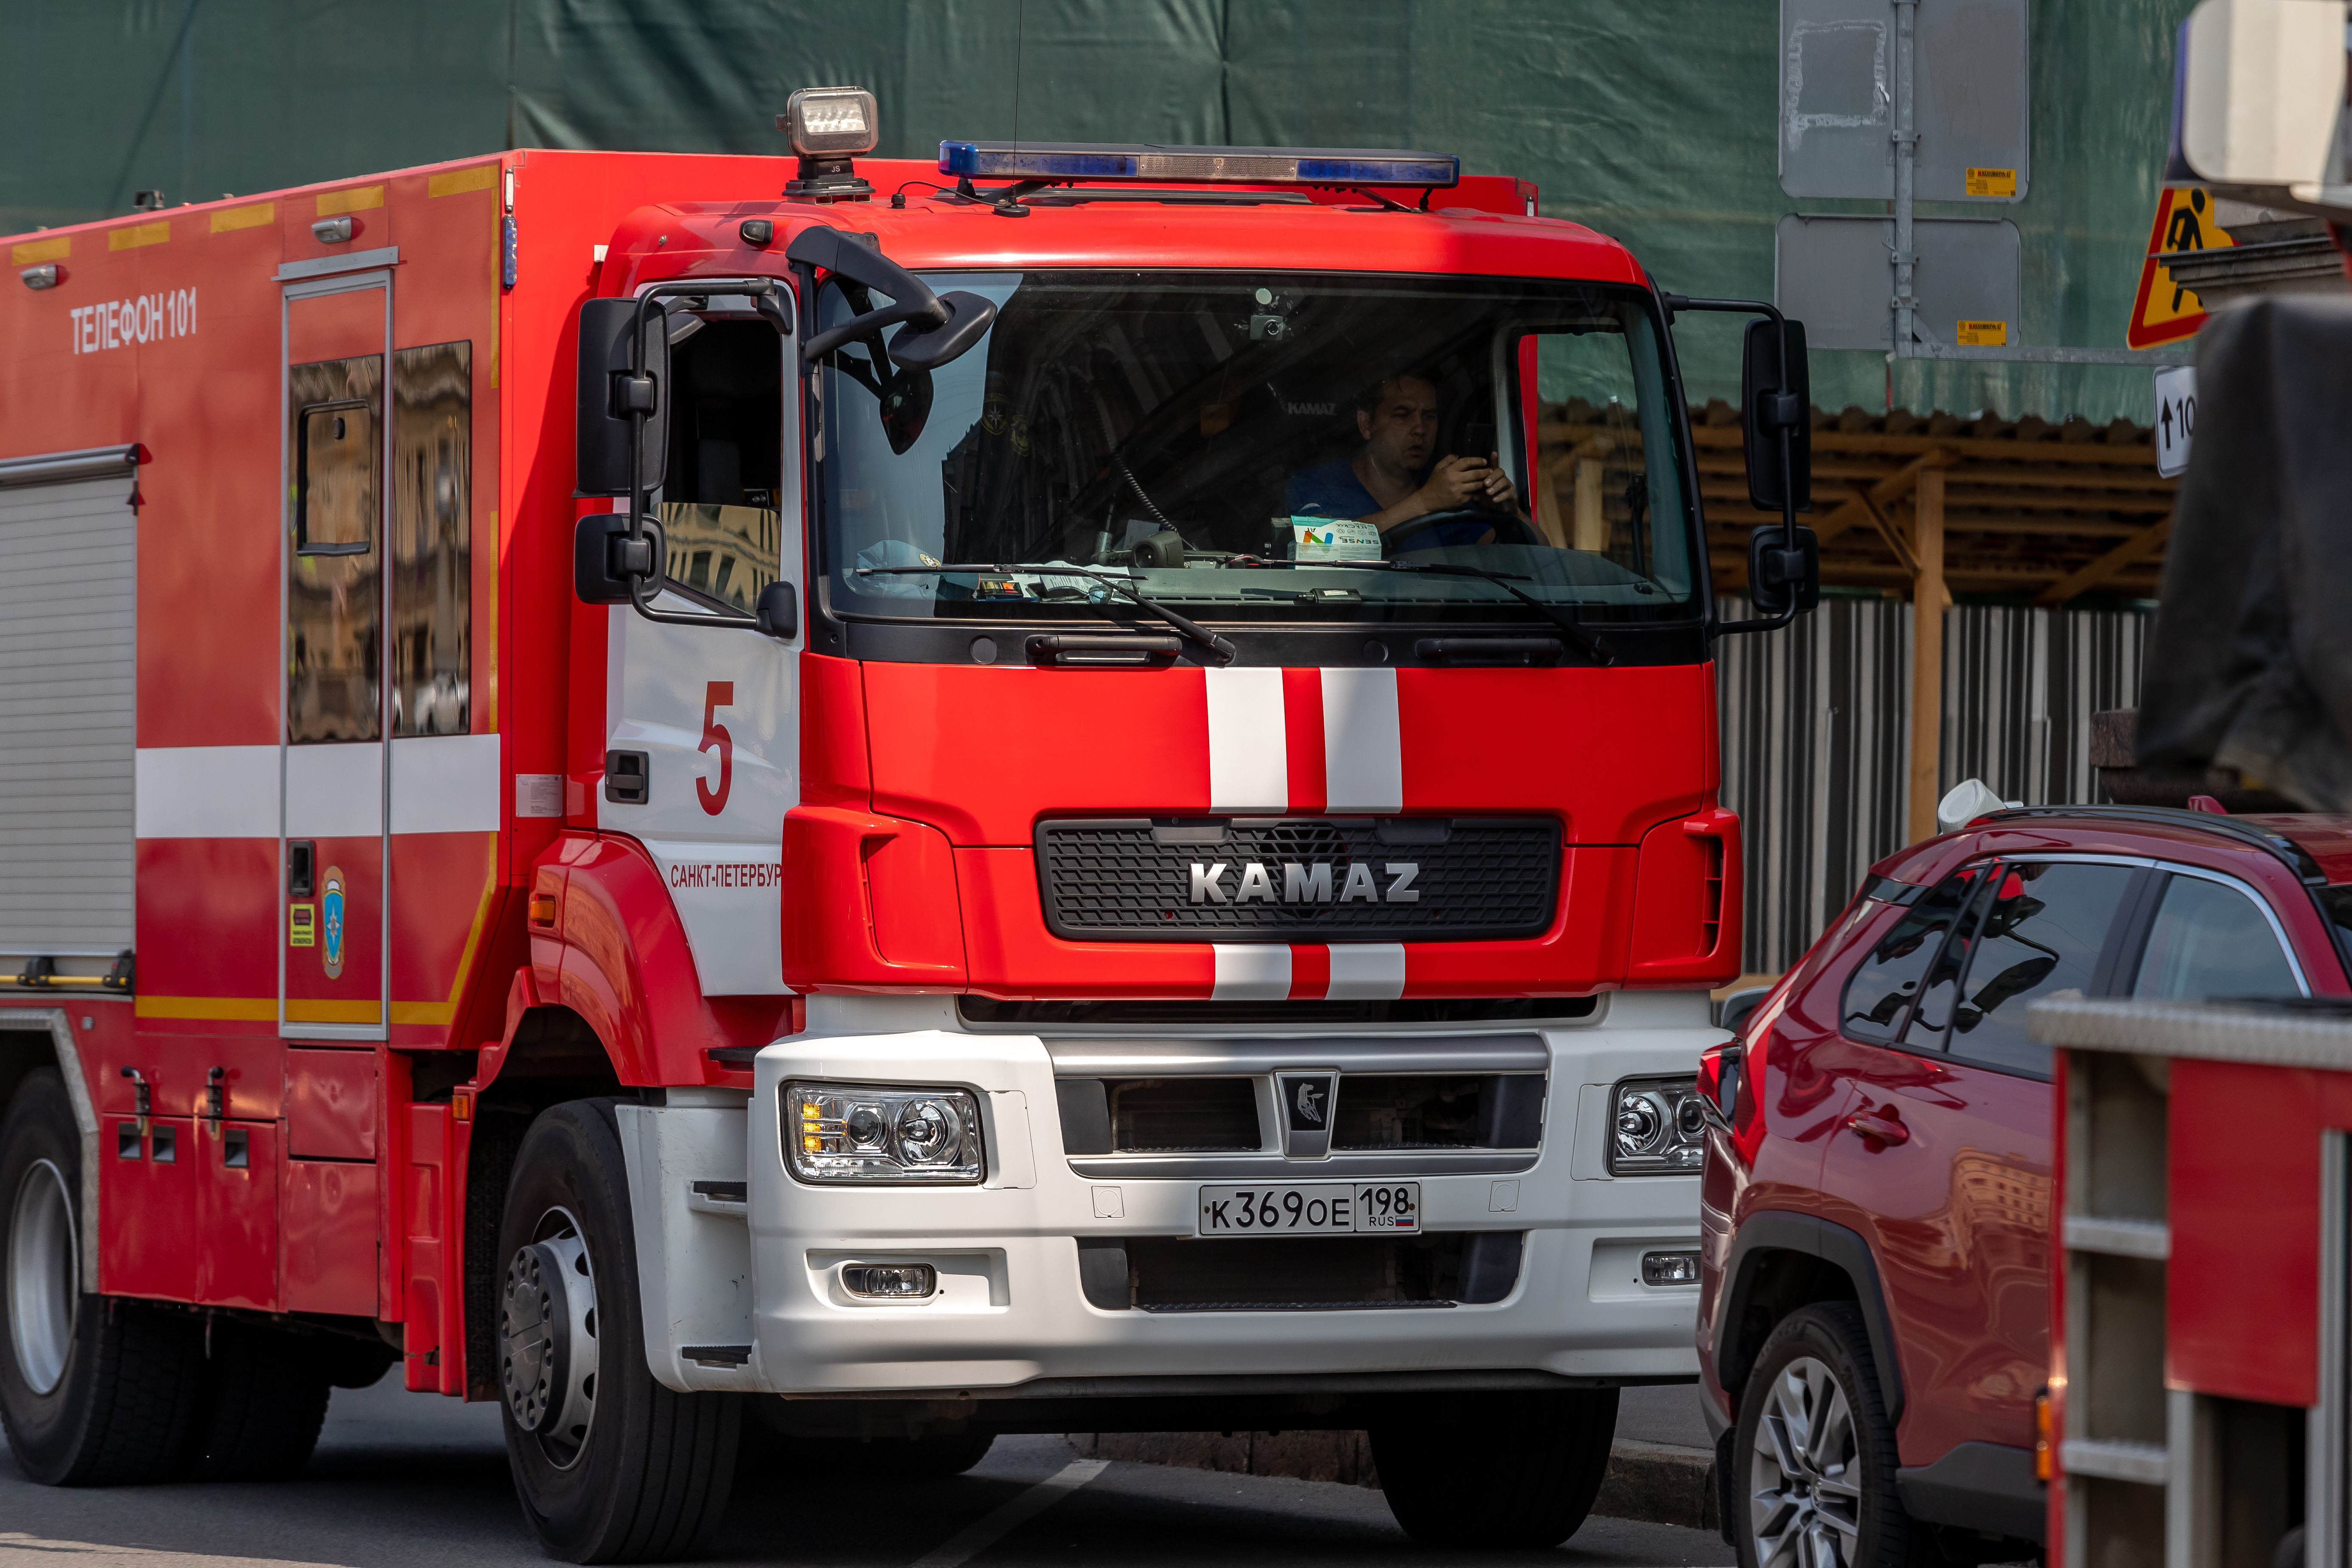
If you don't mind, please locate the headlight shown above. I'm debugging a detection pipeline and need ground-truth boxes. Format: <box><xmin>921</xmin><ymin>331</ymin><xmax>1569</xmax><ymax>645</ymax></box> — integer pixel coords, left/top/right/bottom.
<box><xmin>785</xmin><ymin>1082</ymin><xmax>986</xmax><ymax>1185</ymax></box>
<box><xmin>1608</xmin><ymin>1075</ymin><xmax>1706</xmax><ymax>1175</ymax></box>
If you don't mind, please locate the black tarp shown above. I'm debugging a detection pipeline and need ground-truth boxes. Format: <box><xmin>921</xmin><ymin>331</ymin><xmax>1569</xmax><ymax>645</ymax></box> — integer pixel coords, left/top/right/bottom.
<box><xmin>2138</xmin><ymin>294</ymin><xmax>2352</xmax><ymax>808</ymax></box>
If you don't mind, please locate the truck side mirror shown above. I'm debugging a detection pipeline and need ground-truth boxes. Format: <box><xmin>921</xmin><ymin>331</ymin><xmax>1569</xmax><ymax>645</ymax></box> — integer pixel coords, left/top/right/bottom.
<box><xmin>1746</xmin><ymin>524</ymin><xmax>1820</xmax><ymax>621</ymax></box>
<box><xmin>787</xmin><ymin>227</ymin><xmax>998</xmax><ymax>373</ymax></box>
<box><xmin>1741</xmin><ymin>316</ymin><xmax>1811</xmax><ymax>514</ymax></box>
<box><xmin>755</xmin><ymin>581</ymin><xmax>798</xmax><ymax>640</ymax></box>
<box><xmin>576</xmin><ymin>298</ymin><xmax>671</xmax><ymax>497</ymax></box>
<box><xmin>575</xmin><ymin>511</ymin><xmax>665</xmax><ymax>605</ymax></box>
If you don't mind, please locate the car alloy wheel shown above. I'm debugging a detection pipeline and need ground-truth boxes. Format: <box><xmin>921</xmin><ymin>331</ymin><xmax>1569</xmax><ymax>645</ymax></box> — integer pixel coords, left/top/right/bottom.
<box><xmin>1748</xmin><ymin>1354</ymin><xmax>1864</xmax><ymax>1565</ymax></box>
<box><xmin>501</xmin><ymin>1209</ymin><xmax>599</xmax><ymax>1470</ymax></box>
<box><xmin>6</xmin><ymin>1158</ymin><xmax>75</xmax><ymax>1397</ymax></box>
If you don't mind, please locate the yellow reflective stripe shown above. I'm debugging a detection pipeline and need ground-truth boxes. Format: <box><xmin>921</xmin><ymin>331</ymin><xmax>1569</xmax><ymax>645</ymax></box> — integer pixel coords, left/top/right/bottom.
<box><xmin>315</xmin><ymin>185</ymin><xmax>383</xmax><ymax>216</ymax></box>
<box><xmin>428</xmin><ymin>165</ymin><xmax>499</xmax><ymax>198</ymax></box>
<box><xmin>209</xmin><ymin>202</ymin><xmax>274</xmax><ymax>234</ymax></box>
<box><xmin>108</xmin><ymin>222</ymin><xmax>170</xmax><ymax>251</ymax></box>
<box><xmin>12</xmin><ymin>236</ymin><xmax>68</xmax><ymax>266</ymax></box>
<box><xmin>285</xmin><ymin>998</ymin><xmax>383</xmax><ymax>1025</ymax></box>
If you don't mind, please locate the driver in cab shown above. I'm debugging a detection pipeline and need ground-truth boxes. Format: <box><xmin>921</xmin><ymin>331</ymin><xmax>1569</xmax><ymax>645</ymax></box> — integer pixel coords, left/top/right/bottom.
<box><xmin>1285</xmin><ymin>371</ymin><xmax>1519</xmax><ymax>547</ymax></box>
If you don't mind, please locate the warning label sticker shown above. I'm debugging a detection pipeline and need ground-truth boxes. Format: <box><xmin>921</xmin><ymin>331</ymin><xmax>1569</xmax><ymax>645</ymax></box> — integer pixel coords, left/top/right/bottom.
<box><xmin>1956</xmin><ymin>321</ymin><xmax>2009</xmax><ymax>347</ymax></box>
<box><xmin>1965</xmin><ymin>168</ymin><xmax>2018</xmax><ymax>198</ymax></box>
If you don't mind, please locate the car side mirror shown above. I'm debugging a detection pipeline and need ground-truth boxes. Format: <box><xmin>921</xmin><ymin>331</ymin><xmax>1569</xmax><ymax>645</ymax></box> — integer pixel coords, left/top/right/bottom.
<box><xmin>1742</xmin><ymin>316</ymin><xmax>1811</xmax><ymax>514</ymax></box>
<box><xmin>576</xmin><ymin>298</ymin><xmax>670</xmax><ymax>497</ymax></box>
<box><xmin>1746</xmin><ymin>524</ymin><xmax>1820</xmax><ymax>621</ymax></box>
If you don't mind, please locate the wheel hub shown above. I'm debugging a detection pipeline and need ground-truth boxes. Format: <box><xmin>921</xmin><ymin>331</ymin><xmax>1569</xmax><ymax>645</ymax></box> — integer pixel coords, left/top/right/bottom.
<box><xmin>500</xmin><ymin>1217</ymin><xmax>597</xmax><ymax>1466</ymax></box>
<box><xmin>6</xmin><ymin>1158</ymin><xmax>77</xmax><ymax>1396</ymax></box>
<box><xmin>1748</xmin><ymin>1354</ymin><xmax>1864</xmax><ymax>1566</ymax></box>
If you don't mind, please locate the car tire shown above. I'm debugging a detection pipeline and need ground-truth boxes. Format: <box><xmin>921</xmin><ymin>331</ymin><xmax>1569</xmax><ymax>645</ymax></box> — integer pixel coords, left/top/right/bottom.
<box><xmin>498</xmin><ymin>1100</ymin><xmax>739</xmax><ymax>1563</ymax></box>
<box><xmin>0</xmin><ymin>1066</ymin><xmax>205</xmax><ymax>1485</ymax></box>
<box><xmin>183</xmin><ymin>1318</ymin><xmax>334</xmax><ymax>1480</ymax></box>
<box><xmin>1731</xmin><ymin>1302</ymin><xmax>1920</xmax><ymax>1568</ymax></box>
<box><xmin>1370</xmin><ymin>1388</ymin><xmax>1618</xmax><ymax>1549</ymax></box>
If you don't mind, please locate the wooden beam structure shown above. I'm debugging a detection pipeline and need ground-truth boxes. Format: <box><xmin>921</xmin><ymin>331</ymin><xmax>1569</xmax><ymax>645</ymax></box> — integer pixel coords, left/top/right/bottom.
<box><xmin>2033</xmin><ymin>514</ymin><xmax>2174</xmax><ymax>606</ymax></box>
<box><xmin>1549</xmin><ymin>398</ymin><xmax>2177</xmax><ymax>606</ymax></box>
<box><xmin>1909</xmin><ymin>469</ymin><xmax>1948</xmax><ymax>843</ymax></box>
<box><xmin>1810</xmin><ymin>449</ymin><xmax>1954</xmax><ymax>545</ymax></box>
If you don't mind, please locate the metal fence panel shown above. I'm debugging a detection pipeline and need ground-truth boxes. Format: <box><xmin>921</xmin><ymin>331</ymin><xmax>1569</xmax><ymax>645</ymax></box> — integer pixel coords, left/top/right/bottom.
<box><xmin>1717</xmin><ymin>597</ymin><xmax>2148</xmax><ymax>973</ymax></box>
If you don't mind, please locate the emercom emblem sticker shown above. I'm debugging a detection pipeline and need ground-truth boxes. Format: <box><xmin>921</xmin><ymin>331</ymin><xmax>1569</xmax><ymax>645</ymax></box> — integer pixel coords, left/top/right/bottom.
<box><xmin>321</xmin><ymin>866</ymin><xmax>346</xmax><ymax>979</ymax></box>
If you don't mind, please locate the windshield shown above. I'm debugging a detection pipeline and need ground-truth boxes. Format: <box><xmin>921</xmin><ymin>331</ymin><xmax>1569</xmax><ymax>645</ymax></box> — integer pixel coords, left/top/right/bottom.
<box><xmin>814</xmin><ymin>270</ymin><xmax>1700</xmax><ymax>628</ymax></box>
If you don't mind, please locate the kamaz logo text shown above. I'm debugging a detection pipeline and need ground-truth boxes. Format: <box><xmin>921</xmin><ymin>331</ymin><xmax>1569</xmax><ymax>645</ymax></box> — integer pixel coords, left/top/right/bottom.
<box><xmin>1187</xmin><ymin>861</ymin><xmax>1420</xmax><ymax>905</ymax></box>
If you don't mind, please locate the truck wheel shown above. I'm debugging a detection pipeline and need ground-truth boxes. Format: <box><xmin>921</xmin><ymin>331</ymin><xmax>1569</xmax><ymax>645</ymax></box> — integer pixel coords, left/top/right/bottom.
<box><xmin>183</xmin><ymin>1319</ymin><xmax>334</xmax><ymax>1480</ymax></box>
<box><xmin>498</xmin><ymin>1101</ymin><xmax>739</xmax><ymax>1562</ymax></box>
<box><xmin>1730</xmin><ymin>1303</ymin><xmax>1915</xmax><ymax>1568</ymax></box>
<box><xmin>1370</xmin><ymin>1388</ymin><xmax>1618</xmax><ymax>1548</ymax></box>
<box><xmin>0</xmin><ymin>1066</ymin><xmax>204</xmax><ymax>1484</ymax></box>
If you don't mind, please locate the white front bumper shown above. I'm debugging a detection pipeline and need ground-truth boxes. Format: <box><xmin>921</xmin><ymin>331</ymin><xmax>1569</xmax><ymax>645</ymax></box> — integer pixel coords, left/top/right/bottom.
<box><xmin>618</xmin><ymin>999</ymin><xmax>1718</xmax><ymax>1397</ymax></box>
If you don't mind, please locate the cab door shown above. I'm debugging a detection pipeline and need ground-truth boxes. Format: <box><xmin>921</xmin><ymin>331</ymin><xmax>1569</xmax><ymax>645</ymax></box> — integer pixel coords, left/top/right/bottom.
<box><xmin>282</xmin><ymin>275</ymin><xmax>392</xmax><ymax>1038</ymax></box>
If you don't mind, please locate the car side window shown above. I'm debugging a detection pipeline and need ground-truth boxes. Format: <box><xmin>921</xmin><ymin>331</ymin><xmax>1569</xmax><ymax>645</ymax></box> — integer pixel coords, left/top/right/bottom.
<box><xmin>1839</xmin><ymin>869</ymin><xmax>1982</xmax><ymax>1044</ymax></box>
<box><xmin>2132</xmin><ymin>873</ymin><xmax>2303</xmax><ymax>1000</ymax></box>
<box><xmin>1900</xmin><ymin>876</ymin><xmax>1994</xmax><ymax>1050</ymax></box>
<box><xmin>1943</xmin><ymin>860</ymin><xmax>2139</xmax><ymax>1076</ymax></box>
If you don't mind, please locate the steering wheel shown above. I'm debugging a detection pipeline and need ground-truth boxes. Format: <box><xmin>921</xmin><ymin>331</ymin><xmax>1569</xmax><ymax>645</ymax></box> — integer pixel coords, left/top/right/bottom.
<box><xmin>1383</xmin><ymin>507</ymin><xmax>1547</xmax><ymax>555</ymax></box>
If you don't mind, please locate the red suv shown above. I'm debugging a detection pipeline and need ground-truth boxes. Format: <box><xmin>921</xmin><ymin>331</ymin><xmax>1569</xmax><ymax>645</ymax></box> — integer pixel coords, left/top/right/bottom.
<box><xmin>1695</xmin><ymin>805</ymin><xmax>2352</xmax><ymax>1566</ymax></box>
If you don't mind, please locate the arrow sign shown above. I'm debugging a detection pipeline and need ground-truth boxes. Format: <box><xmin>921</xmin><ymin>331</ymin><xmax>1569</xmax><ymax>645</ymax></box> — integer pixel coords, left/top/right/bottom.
<box><xmin>2153</xmin><ymin>364</ymin><xmax>2196</xmax><ymax>479</ymax></box>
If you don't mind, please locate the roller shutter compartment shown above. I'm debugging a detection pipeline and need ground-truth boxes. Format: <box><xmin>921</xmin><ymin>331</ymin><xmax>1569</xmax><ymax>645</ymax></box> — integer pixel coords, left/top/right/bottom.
<box><xmin>0</xmin><ymin>452</ymin><xmax>138</xmax><ymax>958</ymax></box>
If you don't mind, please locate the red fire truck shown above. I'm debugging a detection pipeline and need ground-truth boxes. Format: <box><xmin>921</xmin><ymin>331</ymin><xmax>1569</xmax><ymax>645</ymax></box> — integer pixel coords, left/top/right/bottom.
<box><xmin>0</xmin><ymin>88</ymin><xmax>1818</xmax><ymax>1558</ymax></box>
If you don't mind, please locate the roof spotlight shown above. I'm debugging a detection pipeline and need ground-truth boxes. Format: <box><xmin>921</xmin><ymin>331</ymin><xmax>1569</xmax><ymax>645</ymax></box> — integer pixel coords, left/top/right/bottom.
<box><xmin>780</xmin><ymin>87</ymin><xmax>879</xmax><ymax>203</ymax></box>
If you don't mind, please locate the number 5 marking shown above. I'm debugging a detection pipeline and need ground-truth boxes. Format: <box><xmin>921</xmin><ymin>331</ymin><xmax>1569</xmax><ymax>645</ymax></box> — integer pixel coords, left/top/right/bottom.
<box><xmin>697</xmin><ymin>681</ymin><xmax>734</xmax><ymax>815</ymax></box>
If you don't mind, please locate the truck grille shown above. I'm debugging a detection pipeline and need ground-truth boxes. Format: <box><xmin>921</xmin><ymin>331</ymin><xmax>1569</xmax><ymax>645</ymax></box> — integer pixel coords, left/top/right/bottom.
<box><xmin>1081</xmin><ymin>1232</ymin><xmax>1523</xmax><ymax>1311</ymax></box>
<box><xmin>1106</xmin><ymin>1078</ymin><xmax>1261</xmax><ymax>1152</ymax></box>
<box><xmin>1034</xmin><ymin>816</ymin><xmax>1559</xmax><ymax>943</ymax></box>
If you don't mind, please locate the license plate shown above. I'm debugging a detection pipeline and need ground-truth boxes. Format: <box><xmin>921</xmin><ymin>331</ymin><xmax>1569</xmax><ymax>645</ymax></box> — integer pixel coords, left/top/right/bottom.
<box><xmin>1195</xmin><ymin>1182</ymin><xmax>1421</xmax><ymax>1236</ymax></box>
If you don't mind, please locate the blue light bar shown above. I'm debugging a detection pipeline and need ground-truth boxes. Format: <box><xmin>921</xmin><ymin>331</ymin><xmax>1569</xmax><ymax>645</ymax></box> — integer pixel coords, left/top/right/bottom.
<box><xmin>937</xmin><ymin>141</ymin><xmax>1460</xmax><ymax>188</ymax></box>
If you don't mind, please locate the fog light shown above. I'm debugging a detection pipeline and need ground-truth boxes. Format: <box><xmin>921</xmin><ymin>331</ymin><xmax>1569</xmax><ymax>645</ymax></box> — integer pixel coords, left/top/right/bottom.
<box><xmin>1642</xmin><ymin>1250</ymin><xmax>1700</xmax><ymax>1286</ymax></box>
<box><xmin>842</xmin><ymin>1263</ymin><xmax>936</xmax><ymax>1299</ymax></box>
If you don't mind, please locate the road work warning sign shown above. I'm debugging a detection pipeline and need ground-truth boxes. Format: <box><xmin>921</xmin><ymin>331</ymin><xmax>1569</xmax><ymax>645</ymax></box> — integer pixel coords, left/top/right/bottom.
<box><xmin>2129</xmin><ymin>187</ymin><xmax>2234</xmax><ymax>349</ymax></box>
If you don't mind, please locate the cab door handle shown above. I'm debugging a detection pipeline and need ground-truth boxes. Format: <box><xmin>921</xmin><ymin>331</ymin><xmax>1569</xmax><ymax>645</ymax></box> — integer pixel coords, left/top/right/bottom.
<box><xmin>1844</xmin><ymin>1107</ymin><xmax>1910</xmax><ymax>1147</ymax></box>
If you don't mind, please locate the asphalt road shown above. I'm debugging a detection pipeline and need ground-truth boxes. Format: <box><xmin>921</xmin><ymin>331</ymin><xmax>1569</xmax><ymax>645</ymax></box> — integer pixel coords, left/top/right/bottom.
<box><xmin>0</xmin><ymin>1378</ymin><xmax>1733</xmax><ymax>1568</ymax></box>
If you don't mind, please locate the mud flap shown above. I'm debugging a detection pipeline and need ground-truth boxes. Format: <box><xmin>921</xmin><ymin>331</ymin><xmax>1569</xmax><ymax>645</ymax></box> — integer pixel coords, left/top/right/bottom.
<box><xmin>614</xmin><ymin>1095</ymin><xmax>757</xmax><ymax>1393</ymax></box>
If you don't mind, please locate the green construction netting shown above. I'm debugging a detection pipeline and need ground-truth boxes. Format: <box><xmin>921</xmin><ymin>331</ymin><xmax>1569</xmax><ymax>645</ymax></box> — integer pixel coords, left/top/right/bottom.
<box><xmin>3</xmin><ymin>0</ymin><xmax>2193</xmax><ymax>422</ymax></box>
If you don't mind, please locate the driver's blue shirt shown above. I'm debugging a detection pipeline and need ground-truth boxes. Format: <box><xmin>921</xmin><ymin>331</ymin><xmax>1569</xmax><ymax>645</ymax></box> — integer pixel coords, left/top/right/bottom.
<box><xmin>1284</xmin><ymin>456</ymin><xmax>1495</xmax><ymax>548</ymax></box>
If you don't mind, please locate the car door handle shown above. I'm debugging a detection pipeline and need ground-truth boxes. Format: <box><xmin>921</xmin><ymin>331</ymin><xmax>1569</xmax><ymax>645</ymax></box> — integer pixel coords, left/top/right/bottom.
<box><xmin>1844</xmin><ymin>1108</ymin><xmax>1910</xmax><ymax>1147</ymax></box>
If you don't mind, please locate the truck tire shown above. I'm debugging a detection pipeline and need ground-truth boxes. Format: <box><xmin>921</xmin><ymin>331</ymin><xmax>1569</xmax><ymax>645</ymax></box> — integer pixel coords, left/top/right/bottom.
<box><xmin>182</xmin><ymin>1318</ymin><xmax>334</xmax><ymax>1480</ymax></box>
<box><xmin>498</xmin><ymin>1100</ymin><xmax>739</xmax><ymax>1562</ymax></box>
<box><xmin>0</xmin><ymin>1066</ymin><xmax>204</xmax><ymax>1484</ymax></box>
<box><xmin>1730</xmin><ymin>1303</ymin><xmax>1918</xmax><ymax>1568</ymax></box>
<box><xmin>1370</xmin><ymin>1388</ymin><xmax>1618</xmax><ymax>1548</ymax></box>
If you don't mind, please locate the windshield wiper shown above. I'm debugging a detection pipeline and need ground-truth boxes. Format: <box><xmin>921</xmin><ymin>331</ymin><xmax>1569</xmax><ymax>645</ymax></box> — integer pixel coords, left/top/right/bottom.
<box><xmin>852</xmin><ymin>563</ymin><xmax>1237</xmax><ymax>665</ymax></box>
<box><xmin>1332</xmin><ymin>559</ymin><xmax>1612</xmax><ymax>665</ymax></box>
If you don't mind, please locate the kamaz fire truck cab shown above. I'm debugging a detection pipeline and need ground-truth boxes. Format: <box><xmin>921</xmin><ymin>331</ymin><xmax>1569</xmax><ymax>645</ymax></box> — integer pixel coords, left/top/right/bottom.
<box><xmin>0</xmin><ymin>86</ymin><xmax>1818</xmax><ymax>1559</ymax></box>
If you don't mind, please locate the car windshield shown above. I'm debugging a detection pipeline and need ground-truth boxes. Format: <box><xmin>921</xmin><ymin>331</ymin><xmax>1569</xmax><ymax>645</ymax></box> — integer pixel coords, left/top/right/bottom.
<box><xmin>813</xmin><ymin>270</ymin><xmax>1700</xmax><ymax>628</ymax></box>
